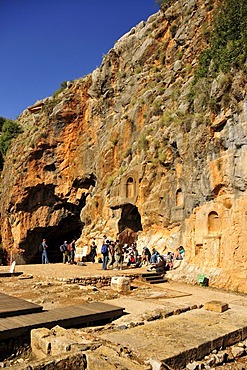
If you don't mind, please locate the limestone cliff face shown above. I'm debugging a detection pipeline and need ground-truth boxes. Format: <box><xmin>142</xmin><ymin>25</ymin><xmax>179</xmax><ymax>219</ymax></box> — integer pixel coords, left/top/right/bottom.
<box><xmin>1</xmin><ymin>0</ymin><xmax>247</xmax><ymax>292</ymax></box>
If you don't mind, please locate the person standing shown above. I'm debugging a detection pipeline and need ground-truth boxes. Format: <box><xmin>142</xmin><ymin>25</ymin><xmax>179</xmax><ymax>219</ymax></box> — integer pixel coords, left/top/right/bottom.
<box><xmin>60</xmin><ymin>241</ymin><xmax>69</xmax><ymax>264</ymax></box>
<box><xmin>90</xmin><ymin>241</ymin><xmax>97</xmax><ymax>263</ymax></box>
<box><xmin>69</xmin><ymin>239</ymin><xmax>76</xmax><ymax>264</ymax></box>
<box><xmin>107</xmin><ymin>241</ymin><xmax>115</xmax><ymax>269</ymax></box>
<box><xmin>101</xmin><ymin>240</ymin><xmax>109</xmax><ymax>270</ymax></box>
<box><xmin>41</xmin><ymin>238</ymin><xmax>49</xmax><ymax>264</ymax></box>
<box><xmin>113</xmin><ymin>241</ymin><xmax>123</xmax><ymax>270</ymax></box>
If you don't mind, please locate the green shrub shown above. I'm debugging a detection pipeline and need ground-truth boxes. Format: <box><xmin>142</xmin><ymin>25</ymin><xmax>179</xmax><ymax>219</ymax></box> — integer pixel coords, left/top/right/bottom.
<box><xmin>125</xmin><ymin>147</ymin><xmax>132</xmax><ymax>157</ymax></box>
<box><xmin>194</xmin><ymin>49</ymin><xmax>212</xmax><ymax>80</ymax></box>
<box><xmin>52</xmin><ymin>81</ymin><xmax>68</xmax><ymax>99</ymax></box>
<box><xmin>0</xmin><ymin>119</ymin><xmax>23</xmax><ymax>156</ymax></box>
<box><xmin>158</xmin><ymin>150</ymin><xmax>166</xmax><ymax>163</ymax></box>
<box><xmin>159</xmin><ymin>51</ymin><xmax>166</xmax><ymax>66</ymax></box>
<box><xmin>138</xmin><ymin>134</ymin><xmax>149</xmax><ymax>151</ymax></box>
<box><xmin>195</xmin><ymin>0</ymin><xmax>247</xmax><ymax>78</ymax></box>
<box><xmin>107</xmin><ymin>175</ymin><xmax>116</xmax><ymax>187</ymax></box>
<box><xmin>209</xmin><ymin>97</ymin><xmax>219</xmax><ymax>114</ymax></box>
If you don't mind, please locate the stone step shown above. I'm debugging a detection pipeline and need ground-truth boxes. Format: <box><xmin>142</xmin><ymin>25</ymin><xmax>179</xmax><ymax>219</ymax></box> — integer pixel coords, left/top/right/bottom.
<box><xmin>139</xmin><ymin>272</ymin><xmax>167</xmax><ymax>284</ymax></box>
<box><xmin>141</xmin><ymin>272</ymin><xmax>163</xmax><ymax>278</ymax></box>
<box><xmin>149</xmin><ymin>279</ymin><xmax>167</xmax><ymax>284</ymax></box>
<box><xmin>145</xmin><ymin>275</ymin><xmax>164</xmax><ymax>281</ymax></box>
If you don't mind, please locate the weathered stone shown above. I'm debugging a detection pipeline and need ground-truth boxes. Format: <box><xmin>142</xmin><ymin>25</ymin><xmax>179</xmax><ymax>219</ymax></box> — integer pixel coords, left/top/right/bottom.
<box><xmin>230</xmin><ymin>346</ymin><xmax>245</xmax><ymax>358</ymax></box>
<box><xmin>174</xmin><ymin>60</ymin><xmax>182</xmax><ymax>72</ymax></box>
<box><xmin>145</xmin><ymin>358</ymin><xmax>164</xmax><ymax>370</ymax></box>
<box><xmin>111</xmin><ymin>276</ymin><xmax>131</xmax><ymax>293</ymax></box>
<box><xmin>203</xmin><ymin>301</ymin><xmax>229</xmax><ymax>313</ymax></box>
<box><xmin>186</xmin><ymin>361</ymin><xmax>199</xmax><ymax>370</ymax></box>
<box><xmin>31</xmin><ymin>328</ymin><xmax>51</xmax><ymax>355</ymax></box>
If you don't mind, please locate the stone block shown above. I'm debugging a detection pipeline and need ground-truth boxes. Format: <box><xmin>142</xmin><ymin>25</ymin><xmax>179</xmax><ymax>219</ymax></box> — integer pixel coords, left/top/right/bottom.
<box><xmin>241</xmin><ymin>325</ymin><xmax>247</xmax><ymax>341</ymax></box>
<box><xmin>111</xmin><ymin>276</ymin><xmax>131</xmax><ymax>293</ymax></box>
<box><xmin>50</xmin><ymin>337</ymin><xmax>72</xmax><ymax>356</ymax></box>
<box><xmin>230</xmin><ymin>346</ymin><xmax>245</xmax><ymax>359</ymax></box>
<box><xmin>203</xmin><ymin>301</ymin><xmax>229</xmax><ymax>313</ymax></box>
<box><xmin>86</xmin><ymin>351</ymin><xmax>118</xmax><ymax>369</ymax></box>
<box><xmin>197</xmin><ymin>342</ymin><xmax>210</xmax><ymax>360</ymax></box>
<box><xmin>210</xmin><ymin>335</ymin><xmax>224</xmax><ymax>352</ymax></box>
<box><xmin>225</xmin><ymin>329</ymin><xmax>242</xmax><ymax>347</ymax></box>
<box><xmin>31</xmin><ymin>328</ymin><xmax>51</xmax><ymax>355</ymax></box>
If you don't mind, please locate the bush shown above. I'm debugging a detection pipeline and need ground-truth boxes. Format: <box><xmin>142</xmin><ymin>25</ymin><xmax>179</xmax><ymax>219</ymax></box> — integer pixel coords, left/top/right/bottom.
<box><xmin>0</xmin><ymin>119</ymin><xmax>23</xmax><ymax>160</ymax></box>
<box><xmin>52</xmin><ymin>81</ymin><xmax>68</xmax><ymax>99</ymax></box>
<box><xmin>195</xmin><ymin>0</ymin><xmax>247</xmax><ymax>78</ymax></box>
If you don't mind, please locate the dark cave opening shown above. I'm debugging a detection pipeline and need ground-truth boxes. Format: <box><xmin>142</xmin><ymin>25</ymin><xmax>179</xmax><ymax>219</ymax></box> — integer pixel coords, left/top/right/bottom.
<box><xmin>19</xmin><ymin>173</ymin><xmax>97</xmax><ymax>264</ymax></box>
<box><xmin>26</xmin><ymin>215</ymin><xmax>84</xmax><ymax>264</ymax></box>
<box><xmin>118</xmin><ymin>203</ymin><xmax>142</xmax><ymax>234</ymax></box>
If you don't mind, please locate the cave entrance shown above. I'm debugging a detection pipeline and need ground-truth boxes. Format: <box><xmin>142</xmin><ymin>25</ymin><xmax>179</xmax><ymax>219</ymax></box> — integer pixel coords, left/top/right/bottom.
<box><xmin>118</xmin><ymin>204</ymin><xmax>142</xmax><ymax>235</ymax></box>
<box><xmin>21</xmin><ymin>173</ymin><xmax>97</xmax><ymax>264</ymax></box>
<box><xmin>27</xmin><ymin>216</ymin><xmax>84</xmax><ymax>264</ymax></box>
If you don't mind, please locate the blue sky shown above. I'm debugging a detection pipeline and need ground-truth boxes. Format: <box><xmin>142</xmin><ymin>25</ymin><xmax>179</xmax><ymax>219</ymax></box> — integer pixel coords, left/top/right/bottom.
<box><xmin>0</xmin><ymin>0</ymin><xmax>158</xmax><ymax>119</ymax></box>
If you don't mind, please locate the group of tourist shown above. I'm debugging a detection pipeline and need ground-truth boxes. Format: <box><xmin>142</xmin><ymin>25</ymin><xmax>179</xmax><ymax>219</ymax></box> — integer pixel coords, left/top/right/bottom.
<box><xmin>89</xmin><ymin>238</ymin><xmax>142</xmax><ymax>270</ymax></box>
<box><xmin>99</xmin><ymin>239</ymin><xmax>124</xmax><ymax>271</ymax></box>
<box><xmin>144</xmin><ymin>246</ymin><xmax>185</xmax><ymax>273</ymax></box>
<box><xmin>59</xmin><ymin>239</ymin><xmax>76</xmax><ymax>264</ymax></box>
<box><xmin>90</xmin><ymin>237</ymin><xmax>185</xmax><ymax>273</ymax></box>
<box><xmin>39</xmin><ymin>238</ymin><xmax>76</xmax><ymax>264</ymax></box>
<box><xmin>39</xmin><ymin>235</ymin><xmax>185</xmax><ymax>272</ymax></box>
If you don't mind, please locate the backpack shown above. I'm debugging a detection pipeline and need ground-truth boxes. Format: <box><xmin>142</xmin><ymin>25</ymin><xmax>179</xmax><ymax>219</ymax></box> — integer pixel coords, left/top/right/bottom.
<box><xmin>101</xmin><ymin>244</ymin><xmax>108</xmax><ymax>254</ymax></box>
<box><xmin>39</xmin><ymin>244</ymin><xmax>43</xmax><ymax>252</ymax></box>
<box><xmin>60</xmin><ymin>244</ymin><xmax>67</xmax><ymax>252</ymax></box>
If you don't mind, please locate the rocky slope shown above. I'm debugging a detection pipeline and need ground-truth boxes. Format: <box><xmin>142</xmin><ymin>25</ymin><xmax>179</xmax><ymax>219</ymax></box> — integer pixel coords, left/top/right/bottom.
<box><xmin>1</xmin><ymin>0</ymin><xmax>247</xmax><ymax>292</ymax></box>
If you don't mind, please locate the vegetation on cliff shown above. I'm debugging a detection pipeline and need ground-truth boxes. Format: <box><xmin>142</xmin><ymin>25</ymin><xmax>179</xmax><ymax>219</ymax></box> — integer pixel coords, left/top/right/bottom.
<box><xmin>189</xmin><ymin>0</ymin><xmax>247</xmax><ymax>116</ymax></box>
<box><xmin>196</xmin><ymin>0</ymin><xmax>247</xmax><ymax>78</ymax></box>
<box><xmin>0</xmin><ymin>117</ymin><xmax>23</xmax><ymax>170</ymax></box>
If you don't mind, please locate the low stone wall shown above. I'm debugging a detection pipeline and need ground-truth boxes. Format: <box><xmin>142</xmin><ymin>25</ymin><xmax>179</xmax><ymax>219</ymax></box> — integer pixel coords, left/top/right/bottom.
<box><xmin>63</xmin><ymin>274</ymin><xmax>137</xmax><ymax>287</ymax></box>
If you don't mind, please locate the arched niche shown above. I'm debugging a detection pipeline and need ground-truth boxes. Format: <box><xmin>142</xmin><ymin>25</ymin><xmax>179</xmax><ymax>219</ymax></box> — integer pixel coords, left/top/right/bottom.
<box><xmin>126</xmin><ymin>177</ymin><xmax>135</xmax><ymax>199</ymax></box>
<box><xmin>176</xmin><ymin>188</ymin><xmax>183</xmax><ymax>207</ymax></box>
<box><xmin>208</xmin><ymin>211</ymin><xmax>220</xmax><ymax>233</ymax></box>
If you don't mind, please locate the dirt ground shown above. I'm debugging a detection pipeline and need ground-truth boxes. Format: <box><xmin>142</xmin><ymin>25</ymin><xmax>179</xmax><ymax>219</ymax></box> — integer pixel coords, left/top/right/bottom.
<box><xmin>1</xmin><ymin>263</ymin><xmax>247</xmax><ymax>369</ymax></box>
<box><xmin>1</xmin><ymin>262</ymin><xmax>247</xmax><ymax>310</ymax></box>
<box><xmin>0</xmin><ymin>262</ymin><xmax>242</xmax><ymax>314</ymax></box>
<box><xmin>0</xmin><ymin>263</ymin><xmax>166</xmax><ymax>310</ymax></box>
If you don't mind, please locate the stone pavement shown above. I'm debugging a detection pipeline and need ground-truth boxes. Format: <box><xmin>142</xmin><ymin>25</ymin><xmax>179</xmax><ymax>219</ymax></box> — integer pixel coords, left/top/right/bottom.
<box><xmin>102</xmin><ymin>281</ymin><xmax>247</xmax><ymax>368</ymax></box>
<box><xmin>1</xmin><ymin>263</ymin><xmax>247</xmax><ymax>368</ymax></box>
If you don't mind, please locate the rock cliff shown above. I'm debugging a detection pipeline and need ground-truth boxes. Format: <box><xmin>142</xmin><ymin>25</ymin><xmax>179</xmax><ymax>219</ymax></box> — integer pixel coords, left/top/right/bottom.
<box><xmin>1</xmin><ymin>0</ymin><xmax>247</xmax><ymax>292</ymax></box>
